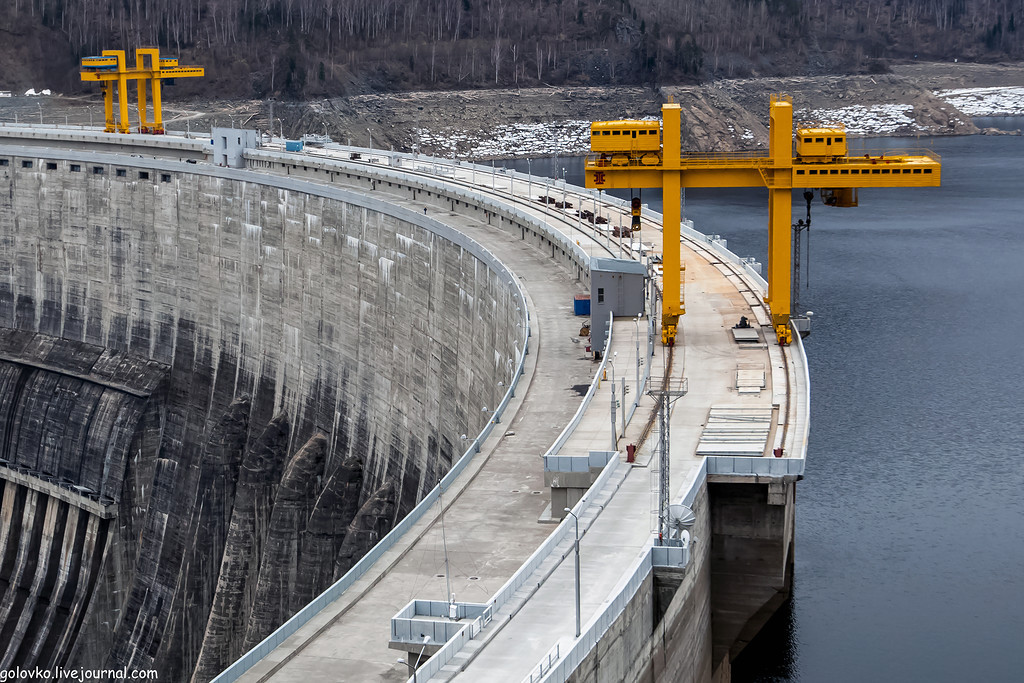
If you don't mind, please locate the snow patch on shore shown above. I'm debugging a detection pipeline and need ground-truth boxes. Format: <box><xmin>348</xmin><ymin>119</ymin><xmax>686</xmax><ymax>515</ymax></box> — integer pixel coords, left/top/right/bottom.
<box><xmin>933</xmin><ymin>86</ymin><xmax>1024</xmax><ymax>117</ymax></box>
<box><xmin>417</xmin><ymin>115</ymin><xmax>659</xmax><ymax>159</ymax></box>
<box><xmin>416</xmin><ymin>120</ymin><xmax>592</xmax><ymax>158</ymax></box>
<box><xmin>796</xmin><ymin>104</ymin><xmax>928</xmax><ymax>135</ymax></box>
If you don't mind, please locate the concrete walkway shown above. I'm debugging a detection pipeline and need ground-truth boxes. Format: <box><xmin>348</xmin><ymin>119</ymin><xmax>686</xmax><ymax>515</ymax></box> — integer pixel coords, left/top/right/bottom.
<box><xmin>237</xmin><ymin>159</ymin><xmax>626</xmax><ymax>683</ymax></box>
<box><xmin>456</xmin><ymin>238</ymin><xmax>774</xmax><ymax>681</ymax></box>
<box><xmin>237</xmin><ymin>151</ymin><xmax>790</xmax><ymax>683</ymax></box>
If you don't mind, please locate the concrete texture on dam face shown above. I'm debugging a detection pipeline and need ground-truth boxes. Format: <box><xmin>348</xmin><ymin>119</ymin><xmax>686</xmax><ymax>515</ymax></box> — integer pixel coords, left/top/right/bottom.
<box><xmin>0</xmin><ymin>153</ymin><xmax>522</xmax><ymax>680</ymax></box>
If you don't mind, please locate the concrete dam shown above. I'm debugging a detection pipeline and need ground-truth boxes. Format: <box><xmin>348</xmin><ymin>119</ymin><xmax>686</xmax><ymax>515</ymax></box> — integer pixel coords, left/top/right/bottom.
<box><xmin>0</xmin><ymin>147</ymin><xmax>525</xmax><ymax>679</ymax></box>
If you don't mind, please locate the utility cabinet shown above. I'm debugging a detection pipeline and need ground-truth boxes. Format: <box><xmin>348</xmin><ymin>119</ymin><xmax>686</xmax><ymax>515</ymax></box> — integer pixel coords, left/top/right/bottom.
<box><xmin>212</xmin><ymin>127</ymin><xmax>259</xmax><ymax>167</ymax></box>
<box><xmin>589</xmin><ymin>257</ymin><xmax>646</xmax><ymax>354</ymax></box>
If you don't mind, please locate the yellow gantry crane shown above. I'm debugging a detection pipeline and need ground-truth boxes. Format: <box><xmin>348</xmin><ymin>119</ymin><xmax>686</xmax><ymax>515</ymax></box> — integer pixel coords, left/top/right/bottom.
<box><xmin>585</xmin><ymin>95</ymin><xmax>941</xmax><ymax>346</ymax></box>
<box><xmin>80</xmin><ymin>48</ymin><xmax>204</xmax><ymax>134</ymax></box>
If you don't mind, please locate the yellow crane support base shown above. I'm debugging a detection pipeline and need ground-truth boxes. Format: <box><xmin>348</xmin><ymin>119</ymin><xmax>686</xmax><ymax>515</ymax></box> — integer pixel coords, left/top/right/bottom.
<box><xmin>662</xmin><ymin>315</ymin><xmax>680</xmax><ymax>346</ymax></box>
<box><xmin>80</xmin><ymin>48</ymin><xmax>204</xmax><ymax>135</ymax></box>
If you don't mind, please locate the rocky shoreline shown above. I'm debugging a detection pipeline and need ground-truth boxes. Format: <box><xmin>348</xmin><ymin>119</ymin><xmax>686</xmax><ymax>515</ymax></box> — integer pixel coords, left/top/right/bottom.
<box><xmin>275</xmin><ymin>61</ymin><xmax>1024</xmax><ymax>159</ymax></box>
<box><xmin>2</xmin><ymin>61</ymin><xmax>1022</xmax><ymax>160</ymax></box>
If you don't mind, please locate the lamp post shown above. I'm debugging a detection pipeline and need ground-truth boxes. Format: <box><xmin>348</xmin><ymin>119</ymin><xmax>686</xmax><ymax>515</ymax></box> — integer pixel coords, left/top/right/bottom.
<box><xmin>415</xmin><ymin>106</ymin><xmax>423</xmax><ymax>155</ymax></box>
<box><xmin>563</xmin><ymin>508</ymin><xmax>581</xmax><ymax>638</ymax></box>
<box><xmin>526</xmin><ymin>158</ymin><xmax>532</xmax><ymax>201</ymax></box>
<box><xmin>412</xmin><ymin>634</ymin><xmax>431</xmax><ymax>683</ymax></box>
<box><xmin>633</xmin><ymin>316</ymin><xmax>641</xmax><ymax>400</ymax></box>
<box><xmin>621</xmin><ymin>379</ymin><xmax>626</xmax><ymax>437</ymax></box>
<box><xmin>608</xmin><ymin>353</ymin><xmax>617</xmax><ymax>448</ymax></box>
<box><xmin>367</xmin><ymin>128</ymin><xmax>373</xmax><ymax>155</ymax></box>
<box><xmin>562</xmin><ymin>167</ymin><xmax>571</xmax><ymax>246</ymax></box>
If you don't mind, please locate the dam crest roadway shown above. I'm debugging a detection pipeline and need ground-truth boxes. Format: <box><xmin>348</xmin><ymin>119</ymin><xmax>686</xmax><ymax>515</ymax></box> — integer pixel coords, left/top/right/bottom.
<box><xmin>0</xmin><ymin>122</ymin><xmax>808</xmax><ymax>683</ymax></box>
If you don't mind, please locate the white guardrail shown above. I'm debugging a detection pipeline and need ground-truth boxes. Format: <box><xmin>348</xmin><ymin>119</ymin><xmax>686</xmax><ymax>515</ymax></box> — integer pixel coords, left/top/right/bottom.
<box><xmin>527</xmin><ymin>464</ymin><xmax>701</xmax><ymax>683</ymax></box>
<box><xmin>245</xmin><ymin>148</ymin><xmax>597</xmax><ymax>277</ymax></box>
<box><xmin>407</xmin><ymin>314</ymin><xmax>620</xmax><ymax>682</ymax></box>
<box><xmin>543</xmin><ymin>311</ymin><xmax>614</xmax><ymax>457</ymax></box>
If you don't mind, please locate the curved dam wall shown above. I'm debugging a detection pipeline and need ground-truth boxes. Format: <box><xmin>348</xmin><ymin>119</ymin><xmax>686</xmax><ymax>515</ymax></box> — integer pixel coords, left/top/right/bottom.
<box><xmin>0</xmin><ymin>150</ymin><xmax>523</xmax><ymax>680</ymax></box>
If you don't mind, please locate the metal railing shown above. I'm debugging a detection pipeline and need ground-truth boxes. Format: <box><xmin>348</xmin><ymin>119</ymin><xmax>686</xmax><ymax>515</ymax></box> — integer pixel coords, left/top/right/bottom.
<box><xmin>390</xmin><ymin>600</ymin><xmax>490</xmax><ymax>646</ymax></box>
<box><xmin>543</xmin><ymin>450</ymin><xmax>617</xmax><ymax>473</ymax></box>
<box><xmin>536</xmin><ymin>551</ymin><xmax>650</xmax><ymax>681</ymax></box>
<box><xmin>542</xmin><ymin>311</ymin><xmax>614</xmax><ymax>457</ymax></box>
<box><xmin>526</xmin><ymin>464</ymin><xmax>706</xmax><ymax>683</ymax></box>
<box><xmin>408</xmin><ymin>326</ymin><xmax>621</xmax><ymax>682</ymax></box>
<box><xmin>245</xmin><ymin>148</ymin><xmax>596</xmax><ymax>276</ymax></box>
<box><xmin>624</xmin><ymin>314</ymin><xmax>655</xmax><ymax>426</ymax></box>
<box><xmin>527</xmin><ymin>643</ymin><xmax>562</xmax><ymax>683</ymax></box>
<box><xmin>411</xmin><ymin>447</ymin><xmax>623</xmax><ymax>683</ymax></box>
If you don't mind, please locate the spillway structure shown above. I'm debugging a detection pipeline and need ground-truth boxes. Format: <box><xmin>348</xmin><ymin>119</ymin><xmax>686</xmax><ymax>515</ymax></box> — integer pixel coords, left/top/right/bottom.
<box><xmin>0</xmin><ymin>133</ymin><xmax>527</xmax><ymax>679</ymax></box>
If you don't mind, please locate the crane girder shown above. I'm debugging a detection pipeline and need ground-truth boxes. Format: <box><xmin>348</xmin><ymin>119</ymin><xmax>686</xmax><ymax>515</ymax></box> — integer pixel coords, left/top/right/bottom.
<box><xmin>584</xmin><ymin>95</ymin><xmax>941</xmax><ymax>346</ymax></box>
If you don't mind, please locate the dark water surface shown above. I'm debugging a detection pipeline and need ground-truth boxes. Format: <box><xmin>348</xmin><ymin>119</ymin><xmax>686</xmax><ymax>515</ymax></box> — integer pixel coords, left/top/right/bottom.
<box><xmin>512</xmin><ymin>131</ymin><xmax>1024</xmax><ymax>681</ymax></box>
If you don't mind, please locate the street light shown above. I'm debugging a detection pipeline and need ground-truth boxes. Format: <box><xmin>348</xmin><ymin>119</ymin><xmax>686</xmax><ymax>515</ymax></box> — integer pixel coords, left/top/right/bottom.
<box><xmin>415</xmin><ymin>106</ymin><xmax>423</xmax><ymax>155</ymax></box>
<box><xmin>607</xmin><ymin>352</ymin><xmax>618</xmax><ymax>448</ymax></box>
<box><xmin>367</xmin><ymin>128</ymin><xmax>373</xmax><ymax>155</ymax></box>
<box><xmin>632</xmin><ymin>316</ymin><xmax>642</xmax><ymax>400</ymax></box>
<box><xmin>526</xmin><ymin>158</ymin><xmax>532</xmax><ymax>201</ymax></box>
<box><xmin>563</xmin><ymin>508</ymin><xmax>581</xmax><ymax>638</ymax></box>
<box><xmin>411</xmin><ymin>634</ymin><xmax>431</xmax><ymax>683</ymax></box>
<box><xmin>562</xmin><ymin>167</ymin><xmax>572</xmax><ymax>245</ymax></box>
<box><xmin>576</xmin><ymin>189</ymin><xmax>582</xmax><ymax>246</ymax></box>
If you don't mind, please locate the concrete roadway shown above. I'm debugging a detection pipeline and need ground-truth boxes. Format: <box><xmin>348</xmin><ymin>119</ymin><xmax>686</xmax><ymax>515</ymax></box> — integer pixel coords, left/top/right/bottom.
<box><xmin>454</xmin><ymin>233</ymin><xmax>773</xmax><ymax>682</ymax></box>
<box><xmin>238</xmin><ymin>153</ymin><xmax>787</xmax><ymax>683</ymax></box>
<box><xmin>238</xmin><ymin>159</ymin><xmax>621</xmax><ymax>683</ymax></box>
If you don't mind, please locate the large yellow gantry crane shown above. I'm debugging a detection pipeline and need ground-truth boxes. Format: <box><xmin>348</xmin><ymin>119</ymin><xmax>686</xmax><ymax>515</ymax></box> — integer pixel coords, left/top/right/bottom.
<box><xmin>80</xmin><ymin>48</ymin><xmax>204</xmax><ymax>134</ymax></box>
<box><xmin>585</xmin><ymin>95</ymin><xmax>941</xmax><ymax>346</ymax></box>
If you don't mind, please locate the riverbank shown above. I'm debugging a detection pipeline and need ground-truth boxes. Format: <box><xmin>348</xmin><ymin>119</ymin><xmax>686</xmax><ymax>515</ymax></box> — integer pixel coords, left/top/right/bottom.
<box><xmin>2</xmin><ymin>61</ymin><xmax>1021</xmax><ymax>160</ymax></box>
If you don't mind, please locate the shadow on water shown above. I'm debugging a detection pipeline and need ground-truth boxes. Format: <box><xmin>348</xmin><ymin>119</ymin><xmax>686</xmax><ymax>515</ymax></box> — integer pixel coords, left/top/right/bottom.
<box><xmin>732</xmin><ymin>598</ymin><xmax>798</xmax><ymax>682</ymax></box>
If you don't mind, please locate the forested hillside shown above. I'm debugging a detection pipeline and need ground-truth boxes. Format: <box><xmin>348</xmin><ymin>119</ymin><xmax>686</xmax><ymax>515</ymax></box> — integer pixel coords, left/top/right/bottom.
<box><xmin>1</xmin><ymin>0</ymin><xmax>1022</xmax><ymax>98</ymax></box>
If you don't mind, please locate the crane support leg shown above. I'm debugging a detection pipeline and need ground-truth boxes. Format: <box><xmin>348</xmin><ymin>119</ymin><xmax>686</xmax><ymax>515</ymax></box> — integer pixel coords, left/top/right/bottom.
<box><xmin>151</xmin><ymin>78</ymin><xmax>164</xmax><ymax>134</ymax></box>
<box><xmin>101</xmin><ymin>82</ymin><xmax>115</xmax><ymax>133</ymax></box>
<box><xmin>660</xmin><ymin>103</ymin><xmax>684</xmax><ymax>347</ymax></box>
<box><xmin>137</xmin><ymin>78</ymin><xmax>149</xmax><ymax>133</ymax></box>
<box><xmin>116</xmin><ymin>72</ymin><xmax>130</xmax><ymax>135</ymax></box>
<box><xmin>662</xmin><ymin>170</ymin><xmax>683</xmax><ymax>345</ymax></box>
<box><xmin>767</xmin><ymin>188</ymin><xmax>793</xmax><ymax>345</ymax></box>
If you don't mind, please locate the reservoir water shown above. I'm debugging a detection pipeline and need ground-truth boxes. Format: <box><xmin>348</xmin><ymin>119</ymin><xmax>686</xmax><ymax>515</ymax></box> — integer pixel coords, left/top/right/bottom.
<box><xmin>510</xmin><ymin>125</ymin><xmax>1024</xmax><ymax>681</ymax></box>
